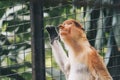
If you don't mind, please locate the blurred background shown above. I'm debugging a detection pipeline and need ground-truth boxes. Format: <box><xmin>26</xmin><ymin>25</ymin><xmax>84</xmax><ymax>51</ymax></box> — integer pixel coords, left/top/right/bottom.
<box><xmin>0</xmin><ymin>0</ymin><xmax>120</xmax><ymax>80</ymax></box>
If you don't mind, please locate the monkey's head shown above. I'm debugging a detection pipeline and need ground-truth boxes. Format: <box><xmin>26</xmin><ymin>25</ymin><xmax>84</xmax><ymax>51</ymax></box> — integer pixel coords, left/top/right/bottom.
<box><xmin>58</xmin><ymin>19</ymin><xmax>86</xmax><ymax>42</ymax></box>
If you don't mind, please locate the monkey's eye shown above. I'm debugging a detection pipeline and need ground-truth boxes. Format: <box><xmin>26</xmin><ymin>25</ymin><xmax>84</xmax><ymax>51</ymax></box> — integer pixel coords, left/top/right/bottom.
<box><xmin>64</xmin><ymin>22</ymin><xmax>72</xmax><ymax>26</ymax></box>
<box><xmin>62</xmin><ymin>22</ymin><xmax>72</xmax><ymax>27</ymax></box>
<box><xmin>67</xmin><ymin>22</ymin><xmax>72</xmax><ymax>25</ymax></box>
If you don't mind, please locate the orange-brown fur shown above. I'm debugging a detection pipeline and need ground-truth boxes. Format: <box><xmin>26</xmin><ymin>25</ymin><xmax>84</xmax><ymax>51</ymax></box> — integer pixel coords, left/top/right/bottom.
<box><xmin>51</xmin><ymin>19</ymin><xmax>112</xmax><ymax>80</ymax></box>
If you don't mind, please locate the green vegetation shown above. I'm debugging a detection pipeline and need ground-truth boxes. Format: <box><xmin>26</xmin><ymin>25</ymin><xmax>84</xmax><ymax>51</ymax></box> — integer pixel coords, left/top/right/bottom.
<box><xmin>0</xmin><ymin>0</ymin><xmax>120</xmax><ymax>80</ymax></box>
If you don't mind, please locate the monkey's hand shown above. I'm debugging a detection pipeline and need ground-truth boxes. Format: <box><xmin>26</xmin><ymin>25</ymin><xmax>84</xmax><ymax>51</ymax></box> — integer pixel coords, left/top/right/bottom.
<box><xmin>46</xmin><ymin>26</ymin><xmax>59</xmax><ymax>44</ymax></box>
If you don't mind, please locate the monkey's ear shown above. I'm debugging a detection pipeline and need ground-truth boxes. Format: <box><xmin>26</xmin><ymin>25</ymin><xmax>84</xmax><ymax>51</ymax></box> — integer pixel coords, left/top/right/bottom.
<box><xmin>81</xmin><ymin>28</ymin><xmax>85</xmax><ymax>31</ymax></box>
<box><xmin>73</xmin><ymin>21</ymin><xmax>85</xmax><ymax>31</ymax></box>
<box><xmin>46</xmin><ymin>25</ymin><xmax>59</xmax><ymax>44</ymax></box>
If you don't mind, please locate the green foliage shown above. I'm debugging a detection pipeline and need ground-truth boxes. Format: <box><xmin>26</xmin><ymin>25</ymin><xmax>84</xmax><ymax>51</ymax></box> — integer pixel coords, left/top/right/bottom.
<box><xmin>0</xmin><ymin>1</ymin><xmax>31</xmax><ymax>80</ymax></box>
<box><xmin>0</xmin><ymin>0</ymin><xmax>119</xmax><ymax>80</ymax></box>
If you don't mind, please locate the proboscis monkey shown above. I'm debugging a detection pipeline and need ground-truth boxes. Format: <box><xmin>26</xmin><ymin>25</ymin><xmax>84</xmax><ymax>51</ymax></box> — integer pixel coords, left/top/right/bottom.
<box><xmin>46</xmin><ymin>19</ymin><xmax>113</xmax><ymax>80</ymax></box>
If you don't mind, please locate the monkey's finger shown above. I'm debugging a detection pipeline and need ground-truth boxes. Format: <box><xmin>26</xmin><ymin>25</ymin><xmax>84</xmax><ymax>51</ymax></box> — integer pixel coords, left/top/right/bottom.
<box><xmin>46</xmin><ymin>25</ymin><xmax>59</xmax><ymax>44</ymax></box>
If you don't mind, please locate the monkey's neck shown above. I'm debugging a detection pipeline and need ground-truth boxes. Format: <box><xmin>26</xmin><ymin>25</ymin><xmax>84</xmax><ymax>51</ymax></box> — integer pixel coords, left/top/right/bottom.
<box><xmin>64</xmin><ymin>38</ymin><xmax>90</xmax><ymax>56</ymax></box>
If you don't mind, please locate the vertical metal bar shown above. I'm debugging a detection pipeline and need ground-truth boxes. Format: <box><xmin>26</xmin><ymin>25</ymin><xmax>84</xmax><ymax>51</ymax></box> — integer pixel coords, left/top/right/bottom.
<box><xmin>30</xmin><ymin>0</ymin><xmax>45</xmax><ymax>80</ymax></box>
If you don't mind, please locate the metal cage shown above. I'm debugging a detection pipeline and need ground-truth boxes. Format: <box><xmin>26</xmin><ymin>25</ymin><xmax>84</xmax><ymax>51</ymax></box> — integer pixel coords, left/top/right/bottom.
<box><xmin>0</xmin><ymin>0</ymin><xmax>120</xmax><ymax>80</ymax></box>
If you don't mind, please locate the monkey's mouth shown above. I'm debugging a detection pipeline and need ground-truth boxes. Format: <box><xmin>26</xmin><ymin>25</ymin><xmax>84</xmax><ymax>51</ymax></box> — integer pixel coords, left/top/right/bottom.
<box><xmin>59</xmin><ymin>29</ymin><xmax>69</xmax><ymax>36</ymax></box>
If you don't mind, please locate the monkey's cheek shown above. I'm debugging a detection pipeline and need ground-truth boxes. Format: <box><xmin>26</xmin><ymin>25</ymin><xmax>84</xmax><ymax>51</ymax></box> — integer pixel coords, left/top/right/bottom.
<box><xmin>60</xmin><ymin>32</ymin><xmax>67</xmax><ymax>36</ymax></box>
<box><xmin>59</xmin><ymin>32</ymin><xmax>68</xmax><ymax>39</ymax></box>
<box><xmin>59</xmin><ymin>31</ymin><xmax>68</xmax><ymax>35</ymax></box>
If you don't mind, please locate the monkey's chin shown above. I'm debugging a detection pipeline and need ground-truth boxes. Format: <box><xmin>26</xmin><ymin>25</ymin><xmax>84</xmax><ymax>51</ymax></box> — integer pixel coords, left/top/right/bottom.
<box><xmin>60</xmin><ymin>30</ymin><xmax>69</xmax><ymax>34</ymax></box>
<box><xmin>60</xmin><ymin>34</ymin><xmax>68</xmax><ymax>40</ymax></box>
<box><xmin>60</xmin><ymin>31</ymin><xmax>69</xmax><ymax>37</ymax></box>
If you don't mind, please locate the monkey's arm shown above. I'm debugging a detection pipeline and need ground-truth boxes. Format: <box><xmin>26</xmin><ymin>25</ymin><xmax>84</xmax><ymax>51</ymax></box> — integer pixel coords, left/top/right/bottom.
<box><xmin>46</xmin><ymin>26</ymin><xmax>69</xmax><ymax>75</ymax></box>
<box><xmin>88</xmin><ymin>47</ymin><xmax>113</xmax><ymax>80</ymax></box>
<box><xmin>52</xmin><ymin>40</ymin><xmax>69</xmax><ymax>72</ymax></box>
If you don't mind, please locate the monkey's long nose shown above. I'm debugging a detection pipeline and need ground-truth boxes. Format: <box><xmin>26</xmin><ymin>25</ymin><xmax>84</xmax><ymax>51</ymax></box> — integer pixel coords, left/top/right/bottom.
<box><xmin>58</xmin><ymin>24</ymin><xmax>64</xmax><ymax>29</ymax></box>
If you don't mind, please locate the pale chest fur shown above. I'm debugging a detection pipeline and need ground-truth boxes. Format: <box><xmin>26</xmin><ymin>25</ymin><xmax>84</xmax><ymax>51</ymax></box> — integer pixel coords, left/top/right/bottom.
<box><xmin>64</xmin><ymin>44</ymin><xmax>95</xmax><ymax>80</ymax></box>
<box><xmin>67</xmin><ymin>62</ymin><xmax>93</xmax><ymax>80</ymax></box>
<box><xmin>65</xmin><ymin>49</ymin><xmax>94</xmax><ymax>80</ymax></box>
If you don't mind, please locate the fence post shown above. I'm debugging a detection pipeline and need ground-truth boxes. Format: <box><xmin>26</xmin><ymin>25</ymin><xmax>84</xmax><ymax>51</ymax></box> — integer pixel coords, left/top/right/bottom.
<box><xmin>30</xmin><ymin>0</ymin><xmax>45</xmax><ymax>80</ymax></box>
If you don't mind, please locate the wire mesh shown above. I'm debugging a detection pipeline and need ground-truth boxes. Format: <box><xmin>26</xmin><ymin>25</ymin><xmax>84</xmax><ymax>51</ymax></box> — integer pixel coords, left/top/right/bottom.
<box><xmin>44</xmin><ymin>0</ymin><xmax>120</xmax><ymax>80</ymax></box>
<box><xmin>0</xmin><ymin>0</ymin><xmax>120</xmax><ymax>80</ymax></box>
<box><xmin>0</xmin><ymin>1</ymin><xmax>31</xmax><ymax>80</ymax></box>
